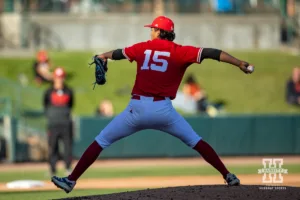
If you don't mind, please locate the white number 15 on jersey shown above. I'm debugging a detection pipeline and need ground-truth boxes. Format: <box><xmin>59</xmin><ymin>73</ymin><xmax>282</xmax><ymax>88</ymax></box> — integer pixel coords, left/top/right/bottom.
<box><xmin>141</xmin><ymin>50</ymin><xmax>170</xmax><ymax>72</ymax></box>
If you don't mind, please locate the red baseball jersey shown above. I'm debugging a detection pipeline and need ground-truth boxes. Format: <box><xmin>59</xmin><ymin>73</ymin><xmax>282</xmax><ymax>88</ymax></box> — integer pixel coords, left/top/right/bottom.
<box><xmin>123</xmin><ymin>39</ymin><xmax>203</xmax><ymax>100</ymax></box>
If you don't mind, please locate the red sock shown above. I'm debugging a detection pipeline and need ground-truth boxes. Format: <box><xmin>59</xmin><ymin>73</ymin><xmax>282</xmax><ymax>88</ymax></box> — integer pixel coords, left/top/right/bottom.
<box><xmin>193</xmin><ymin>140</ymin><xmax>229</xmax><ymax>178</ymax></box>
<box><xmin>68</xmin><ymin>141</ymin><xmax>102</xmax><ymax>181</ymax></box>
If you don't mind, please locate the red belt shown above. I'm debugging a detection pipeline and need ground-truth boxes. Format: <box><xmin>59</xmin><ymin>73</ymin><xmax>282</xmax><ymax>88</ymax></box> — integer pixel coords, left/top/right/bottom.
<box><xmin>131</xmin><ymin>95</ymin><xmax>165</xmax><ymax>101</ymax></box>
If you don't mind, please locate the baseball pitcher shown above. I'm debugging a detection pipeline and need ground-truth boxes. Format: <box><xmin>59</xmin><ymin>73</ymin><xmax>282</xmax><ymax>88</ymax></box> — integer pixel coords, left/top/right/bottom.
<box><xmin>52</xmin><ymin>16</ymin><xmax>254</xmax><ymax>193</ymax></box>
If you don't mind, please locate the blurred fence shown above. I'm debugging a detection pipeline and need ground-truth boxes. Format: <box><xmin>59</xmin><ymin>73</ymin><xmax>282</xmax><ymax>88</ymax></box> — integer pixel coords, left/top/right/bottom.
<box><xmin>0</xmin><ymin>77</ymin><xmax>46</xmax><ymax>138</ymax></box>
<box><xmin>0</xmin><ymin>98</ymin><xmax>11</xmax><ymax>161</ymax></box>
<box><xmin>0</xmin><ymin>77</ymin><xmax>47</xmax><ymax>162</ymax></box>
<box><xmin>0</xmin><ymin>97</ymin><xmax>12</xmax><ymax>118</ymax></box>
<box><xmin>0</xmin><ymin>77</ymin><xmax>44</xmax><ymax>117</ymax></box>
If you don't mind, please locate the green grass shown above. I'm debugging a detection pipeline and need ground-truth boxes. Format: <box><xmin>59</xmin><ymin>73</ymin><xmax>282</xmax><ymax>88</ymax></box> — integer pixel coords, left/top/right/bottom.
<box><xmin>0</xmin><ymin>163</ymin><xmax>299</xmax><ymax>200</ymax></box>
<box><xmin>0</xmin><ymin>189</ymin><xmax>137</xmax><ymax>200</ymax></box>
<box><xmin>1</xmin><ymin>51</ymin><xmax>300</xmax><ymax>115</ymax></box>
<box><xmin>0</xmin><ymin>164</ymin><xmax>299</xmax><ymax>183</ymax></box>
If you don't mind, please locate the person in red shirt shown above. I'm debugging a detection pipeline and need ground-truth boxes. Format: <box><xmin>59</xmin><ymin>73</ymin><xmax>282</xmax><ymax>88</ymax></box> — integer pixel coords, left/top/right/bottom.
<box><xmin>52</xmin><ymin>16</ymin><xmax>254</xmax><ymax>193</ymax></box>
<box><xmin>33</xmin><ymin>50</ymin><xmax>53</xmax><ymax>85</ymax></box>
<box><xmin>44</xmin><ymin>67</ymin><xmax>74</xmax><ymax>176</ymax></box>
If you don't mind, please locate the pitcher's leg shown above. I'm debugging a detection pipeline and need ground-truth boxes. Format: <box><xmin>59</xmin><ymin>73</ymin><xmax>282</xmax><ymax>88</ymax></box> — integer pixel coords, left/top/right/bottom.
<box><xmin>95</xmin><ymin>112</ymin><xmax>139</xmax><ymax>149</ymax></box>
<box><xmin>158</xmin><ymin>110</ymin><xmax>201</xmax><ymax>148</ymax></box>
<box><xmin>68</xmin><ymin>108</ymin><xmax>139</xmax><ymax>181</ymax></box>
<box><xmin>68</xmin><ymin>141</ymin><xmax>102</xmax><ymax>181</ymax></box>
<box><xmin>193</xmin><ymin>140</ymin><xmax>229</xmax><ymax>178</ymax></box>
<box><xmin>158</xmin><ymin>110</ymin><xmax>230</xmax><ymax>179</ymax></box>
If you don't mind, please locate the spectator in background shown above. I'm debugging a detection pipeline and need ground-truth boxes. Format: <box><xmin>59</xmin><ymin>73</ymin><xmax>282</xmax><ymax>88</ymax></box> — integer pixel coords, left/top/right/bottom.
<box><xmin>43</xmin><ymin>67</ymin><xmax>74</xmax><ymax>176</ymax></box>
<box><xmin>182</xmin><ymin>74</ymin><xmax>225</xmax><ymax>116</ymax></box>
<box><xmin>280</xmin><ymin>18</ymin><xmax>289</xmax><ymax>44</ymax></box>
<box><xmin>183</xmin><ymin>74</ymin><xmax>212</xmax><ymax>114</ymax></box>
<box><xmin>95</xmin><ymin>100</ymin><xmax>114</xmax><ymax>117</ymax></box>
<box><xmin>210</xmin><ymin>0</ymin><xmax>233</xmax><ymax>13</ymax></box>
<box><xmin>286</xmin><ymin>67</ymin><xmax>300</xmax><ymax>106</ymax></box>
<box><xmin>183</xmin><ymin>75</ymin><xmax>204</xmax><ymax>110</ymax></box>
<box><xmin>33</xmin><ymin>50</ymin><xmax>53</xmax><ymax>85</ymax></box>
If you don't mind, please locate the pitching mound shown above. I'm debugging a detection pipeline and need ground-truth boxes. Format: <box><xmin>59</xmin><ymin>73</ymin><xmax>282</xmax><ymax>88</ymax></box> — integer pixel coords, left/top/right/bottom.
<box><xmin>57</xmin><ymin>185</ymin><xmax>300</xmax><ymax>200</ymax></box>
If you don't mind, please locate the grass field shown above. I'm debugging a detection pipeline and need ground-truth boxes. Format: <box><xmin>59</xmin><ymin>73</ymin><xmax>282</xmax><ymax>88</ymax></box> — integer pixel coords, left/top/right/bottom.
<box><xmin>1</xmin><ymin>164</ymin><xmax>300</xmax><ymax>183</ymax></box>
<box><xmin>1</xmin><ymin>51</ymin><xmax>300</xmax><ymax>115</ymax></box>
<box><xmin>0</xmin><ymin>189</ymin><xmax>135</xmax><ymax>200</ymax></box>
<box><xmin>0</xmin><ymin>163</ymin><xmax>299</xmax><ymax>199</ymax></box>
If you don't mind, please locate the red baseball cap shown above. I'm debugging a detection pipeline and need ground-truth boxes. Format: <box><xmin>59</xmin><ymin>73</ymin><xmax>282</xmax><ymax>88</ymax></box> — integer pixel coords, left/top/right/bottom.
<box><xmin>53</xmin><ymin>67</ymin><xmax>66</xmax><ymax>78</ymax></box>
<box><xmin>144</xmin><ymin>16</ymin><xmax>174</xmax><ymax>32</ymax></box>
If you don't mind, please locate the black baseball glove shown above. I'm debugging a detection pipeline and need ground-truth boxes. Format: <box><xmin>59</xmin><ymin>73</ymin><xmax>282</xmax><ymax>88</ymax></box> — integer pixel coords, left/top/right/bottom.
<box><xmin>88</xmin><ymin>55</ymin><xmax>108</xmax><ymax>89</ymax></box>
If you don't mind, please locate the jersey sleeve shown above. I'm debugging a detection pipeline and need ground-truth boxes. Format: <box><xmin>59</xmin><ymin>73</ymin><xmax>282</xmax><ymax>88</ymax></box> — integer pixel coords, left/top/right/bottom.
<box><xmin>181</xmin><ymin>46</ymin><xmax>203</xmax><ymax>64</ymax></box>
<box><xmin>122</xmin><ymin>42</ymin><xmax>144</xmax><ymax>63</ymax></box>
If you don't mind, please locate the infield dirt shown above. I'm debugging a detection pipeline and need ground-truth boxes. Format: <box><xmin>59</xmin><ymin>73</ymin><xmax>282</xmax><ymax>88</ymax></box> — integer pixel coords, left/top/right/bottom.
<box><xmin>56</xmin><ymin>185</ymin><xmax>300</xmax><ymax>200</ymax></box>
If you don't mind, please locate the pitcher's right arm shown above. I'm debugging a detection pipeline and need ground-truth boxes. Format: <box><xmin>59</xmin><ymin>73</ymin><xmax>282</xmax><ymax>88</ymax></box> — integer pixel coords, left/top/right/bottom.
<box><xmin>200</xmin><ymin>48</ymin><xmax>254</xmax><ymax>74</ymax></box>
<box><xmin>182</xmin><ymin>46</ymin><xmax>254</xmax><ymax>74</ymax></box>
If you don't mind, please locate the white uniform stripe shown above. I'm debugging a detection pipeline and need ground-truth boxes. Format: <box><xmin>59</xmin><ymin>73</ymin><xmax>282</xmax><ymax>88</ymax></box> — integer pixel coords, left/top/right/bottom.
<box><xmin>197</xmin><ymin>48</ymin><xmax>203</xmax><ymax>63</ymax></box>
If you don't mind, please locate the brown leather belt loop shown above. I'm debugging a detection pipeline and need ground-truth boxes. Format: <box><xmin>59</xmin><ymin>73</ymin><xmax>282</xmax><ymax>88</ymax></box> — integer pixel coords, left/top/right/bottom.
<box><xmin>131</xmin><ymin>95</ymin><xmax>165</xmax><ymax>102</ymax></box>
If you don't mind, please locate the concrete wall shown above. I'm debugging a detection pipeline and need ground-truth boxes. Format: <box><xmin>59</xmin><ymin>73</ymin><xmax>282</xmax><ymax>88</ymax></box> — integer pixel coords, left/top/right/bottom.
<box><xmin>27</xmin><ymin>14</ymin><xmax>280</xmax><ymax>50</ymax></box>
<box><xmin>0</xmin><ymin>13</ymin><xmax>21</xmax><ymax>48</ymax></box>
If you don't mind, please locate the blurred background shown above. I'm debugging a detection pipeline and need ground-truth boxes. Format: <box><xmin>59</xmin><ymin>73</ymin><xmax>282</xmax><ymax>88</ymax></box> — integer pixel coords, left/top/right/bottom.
<box><xmin>0</xmin><ymin>0</ymin><xmax>299</xmax><ymax>165</ymax></box>
<box><xmin>0</xmin><ymin>1</ymin><xmax>299</xmax><ymax>198</ymax></box>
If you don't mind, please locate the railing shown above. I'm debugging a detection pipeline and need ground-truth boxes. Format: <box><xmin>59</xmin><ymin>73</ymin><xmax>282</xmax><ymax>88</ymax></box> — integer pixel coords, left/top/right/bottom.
<box><xmin>0</xmin><ymin>77</ymin><xmax>47</xmax><ymax>162</ymax></box>
<box><xmin>0</xmin><ymin>97</ymin><xmax>12</xmax><ymax>117</ymax></box>
<box><xmin>0</xmin><ymin>77</ymin><xmax>46</xmax><ymax>137</ymax></box>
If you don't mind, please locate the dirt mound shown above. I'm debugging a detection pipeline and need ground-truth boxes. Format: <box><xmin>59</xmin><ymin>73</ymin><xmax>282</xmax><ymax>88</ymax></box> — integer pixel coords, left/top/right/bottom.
<box><xmin>56</xmin><ymin>185</ymin><xmax>300</xmax><ymax>200</ymax></box>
